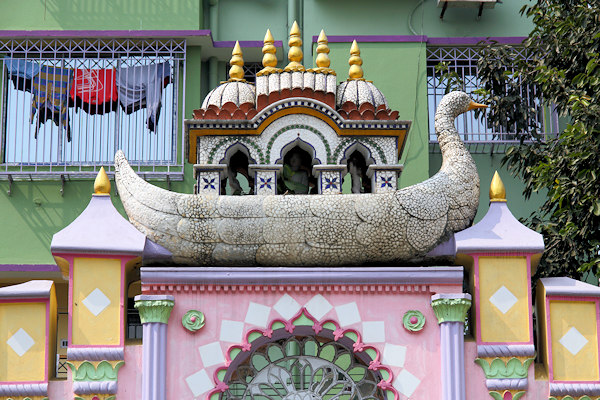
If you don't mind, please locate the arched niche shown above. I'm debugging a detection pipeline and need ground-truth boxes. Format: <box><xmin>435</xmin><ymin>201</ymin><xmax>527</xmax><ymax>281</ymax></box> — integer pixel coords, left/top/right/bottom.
<box><xmin>219</xmin><ymin>142</ymin><xmax>255</xmax><ymax>195</ymax></box>
<box><xmin>219</xmin><ymin>142</ymin><xmax>257</xmax><ymax>166</ymax></box>
<box><xmin>263</xmin><ymin>115</ymin><xmax>334</xmax><ymax>165</ymax></box>
<box><xmin>276</xmin><ymin>138</ymin><xmax>318</xmax><ymax>194</ymax></box>
<box><xmin>275</xmin><ymin>137</ymin><xmax>321</xmax><ymax>166</ymax></box>
<box><xmin>339</xmin><ymin>141</ymin><xmax>376</xmax><ymax>166</ymax></box>
<box><xmin>340</xmin><ymin>141</ymin><xmax>376</xmax><ymax>194</ymax></box>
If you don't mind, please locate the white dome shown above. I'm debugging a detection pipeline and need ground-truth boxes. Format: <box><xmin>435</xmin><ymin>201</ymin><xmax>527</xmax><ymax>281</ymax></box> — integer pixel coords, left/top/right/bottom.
<box><xmin>336</xmin><ymin>80</ymin><xmax>388</xmax><ymax>109</ymax></box>
<box><xmin>201</xmin><ymin>81</ymin><xmax>256</xmax><ymax>109</ymax></box>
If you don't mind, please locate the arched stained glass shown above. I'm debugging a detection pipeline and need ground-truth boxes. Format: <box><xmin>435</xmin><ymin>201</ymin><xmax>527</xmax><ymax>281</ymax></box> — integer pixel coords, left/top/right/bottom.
<box><xmin>220</xmin><ymin>327</ymin><xmax>386</xmax><ymax>400</ymax></box>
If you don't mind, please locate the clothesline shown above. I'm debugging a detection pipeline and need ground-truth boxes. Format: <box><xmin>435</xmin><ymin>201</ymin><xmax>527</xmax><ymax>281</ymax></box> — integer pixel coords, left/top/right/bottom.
<box><xmin>3</xmin><ymin>57</ymin><xmax>172</xmax><ymax>141</ymax></box>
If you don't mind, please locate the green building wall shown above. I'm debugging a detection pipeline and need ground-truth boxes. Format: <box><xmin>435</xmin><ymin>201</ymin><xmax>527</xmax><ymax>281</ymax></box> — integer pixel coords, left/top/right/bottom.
<box><xmin>0</xmin><ymin>0</ymin><xmax>546</xmax><ymax>265</ymax></box>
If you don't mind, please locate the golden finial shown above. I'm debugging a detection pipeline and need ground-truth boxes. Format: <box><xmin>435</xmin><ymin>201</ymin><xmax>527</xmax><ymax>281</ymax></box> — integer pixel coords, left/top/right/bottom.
<box><xmin>284</xmin><ymin>21</ymin><xmax>305</xmax><ymax>72</ymax></box>
<box><xmin>257</xmin><ymin>29</ymin><xmax>282</xmax><ymax>77</ymax></box>
<box><xmin>308</xmin><ymin>29</ymin><xmax>336</xmax><ymax>75</ymax></box>
<box><xmin>489</xmin><ymin>171</ymin><xmax>507</xmax><ymax>202</ymax></box>
<box><xmin>94</xmin><ymin>166</ymin><xmax>111</xmax><ymax>195</ymax></box>
<box><xmin>228</xmin><ymin>41</ymin><xmax>246</xmax><ymax>82</ymax></box>
<box><xmin>348</xmin><ymin>40</ymin><xmax>364</xmax><ymax>81</ymax></box>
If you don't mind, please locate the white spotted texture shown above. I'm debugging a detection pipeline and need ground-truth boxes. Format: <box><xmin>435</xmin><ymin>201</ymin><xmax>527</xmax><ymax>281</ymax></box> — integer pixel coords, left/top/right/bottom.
<box><xmin>114</xmin><ymin>91</ymin><xmax>479</xmax><ymax>266</ymax></box>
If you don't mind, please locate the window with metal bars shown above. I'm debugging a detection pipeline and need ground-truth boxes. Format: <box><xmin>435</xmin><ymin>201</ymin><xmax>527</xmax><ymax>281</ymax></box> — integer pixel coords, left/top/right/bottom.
<box><xmin>0</xmin><ymin>38</ymin><xmax>186</xmax><ymax>179</ymax></box>
<box><xmin>224</xmin><ymin>62</ymin><xmax>262</xmax><ymax>84</ymax></box>
<box><xmin>426</xmin><ymin>46</ymin><xmax>558</xmax><ymax>154</ymax></box>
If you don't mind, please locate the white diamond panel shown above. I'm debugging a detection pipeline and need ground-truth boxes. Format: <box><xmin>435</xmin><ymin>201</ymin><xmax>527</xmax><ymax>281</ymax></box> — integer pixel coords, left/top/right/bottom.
<box><xmin>489</xmin><ymin>286</ymin><xmax>518</xmax><ymax>314</ymax></box>
<box><xmin>335</xmin><ymin>302</ymin><xmax>361</xmax><ymax>326</ymax></box>
<box><xmin>305</xmin><ymin>294</ymin><xmax>333</xmax><ymax>321</ymax></box>
<box><xmin>6</xmin><ymin>328</ymin><xmax>35</xmax><ymax>357</ymax></box>
<box><xmin>220</xmin><ymin>320</ymin><xmax>244</xmax><ymax>343</ymax></box>
<box><xmin>382</xmin><ymin>343</ymin><xmax>407</xmax><ymax>368</ymax></box>
<box><xmin>185</xmin><ymin>369</ymin><xmax>213</xmax><ymax>397</ymax></box>
<box><xmin>393</xmin><ymin>369</ymin><xmax>421</xmax><ymax>397</ymax></box>
<box><xmin>560</xmin><ymin>327</ymin><xmax>589</xmax><ymax>356</ymax></box>
<box><xmin>273</xmin><ymin>294</ymin><xmax>301</xmax><ymax>320</ymax></box>
<box><xmin>244</xmin><ymin>302</ymin><xmax>271</xmax><ymax>328</ymax></box>
<box><xmin>82</xmin><ymin>288</ymin><xmax>111</xmax><ymax>316</ymax></box>
<box><xmin>198</xmin><ymin>341</ymin><xmax>225</xmax><ymax>367</ymax></box>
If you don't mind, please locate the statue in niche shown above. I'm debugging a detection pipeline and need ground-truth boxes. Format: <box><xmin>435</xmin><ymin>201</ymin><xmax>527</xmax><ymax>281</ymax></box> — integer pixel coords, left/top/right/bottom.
<box><xmin>280</xmin><ymin>147</ymin><xmax>315</xmax><ymax>194</ymax></box>
<box><xmin>223</xmin><ymin>151</ymin><xmax>253</xmax><ymax>195</ymax></box>
<box><xmin>347</xmin><ymin>151</ymin><xmax>371</xmax><ymax>194</ymax></box>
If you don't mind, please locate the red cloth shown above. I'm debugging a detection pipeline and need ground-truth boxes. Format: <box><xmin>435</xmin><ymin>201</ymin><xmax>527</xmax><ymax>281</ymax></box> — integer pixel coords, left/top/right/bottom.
<box><xmin>70</xmin><ymin>69</ymin><xmax>118</xmax><ymax>105</ymax></box>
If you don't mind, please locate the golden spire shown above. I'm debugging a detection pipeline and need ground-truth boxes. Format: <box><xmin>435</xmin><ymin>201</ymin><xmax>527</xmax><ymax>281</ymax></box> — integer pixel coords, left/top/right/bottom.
<box><xmin>489</xmin><ymin>171</ymin><xmax>507</xmax><ymax>202</ymax></box>
<box><xmin>228</xmin><ymin>41</ymin><xmax>246</xmax><ymax>82</ymax></box>
<box><xmin>94</xmin><ymin>166</ymin><xmax>111</xmax><ymax>195</ymax></box>
<box><xmin>257</xmin><ymin>29</ymin><xmax>282</xmax><ymax>77</ymax></box>
<box><xmin>308</xmin><ymin>29</ymin><xmax>336</xmax><ymax>75</ymax></box>
<box><xmin>284</xmin><ymin>21</ymin><xmax>305</xmax><ymax>72</ymax></box>
<box><xmin>348</xmin><ymin>40</ymin><xmax>364</xmax><ymax>81</ymax></box>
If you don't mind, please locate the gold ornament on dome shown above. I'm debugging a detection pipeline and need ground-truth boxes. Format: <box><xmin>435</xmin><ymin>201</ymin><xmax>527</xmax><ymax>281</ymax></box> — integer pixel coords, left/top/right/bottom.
<box><xmin>257</xmin><ymin>29</ymin><xmax>282</xmax><ymax>77</ymax></box>
<box><xmin>348</xmin><ymin>40</ymin><xmax>365</xmax><ymax>81</ymax></box>
<box><xmin>489</xmin><ymin>170</ymin><xmax>507</xmax><ymax>202</ymax></box>
<box><xmin>284</xmin><ymin>21</ymin><xmax>305</xmax><ymax>72</ymax></box>
<box><xmin>308</xmin><ymin>29</ymin><xmax>336</xmax><ymax>75</ymax></box>
<box><xmin>228</xmin><ymin>41</ymin><xmax>246</xmax><ymax>82</ymax></box>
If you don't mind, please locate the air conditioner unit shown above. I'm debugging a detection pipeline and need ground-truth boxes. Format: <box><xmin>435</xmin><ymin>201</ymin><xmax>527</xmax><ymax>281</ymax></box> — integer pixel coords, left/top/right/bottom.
<box><xmin>437</xmin><ymin>0</ymin><xmax>498</xmax><ymax>19</ymax></box>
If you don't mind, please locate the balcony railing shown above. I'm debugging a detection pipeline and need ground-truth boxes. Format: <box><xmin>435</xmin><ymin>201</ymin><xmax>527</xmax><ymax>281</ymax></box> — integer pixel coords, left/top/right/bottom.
<box><xmin>0</xmin><ymin>38</ymin><xmax>186</xmax><ymax>180</ymax></box>
<box><xmin>427</xmin><ymin>46</ymin><xmax>558</xmax><ymax>154</ymax></box>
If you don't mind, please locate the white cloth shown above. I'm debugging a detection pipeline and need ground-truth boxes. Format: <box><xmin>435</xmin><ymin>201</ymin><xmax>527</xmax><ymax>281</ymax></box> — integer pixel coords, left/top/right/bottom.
<box><xmin>115</xmin><ymin>62</ymin><xmax>171</xmax><ymax>132</ymax></box>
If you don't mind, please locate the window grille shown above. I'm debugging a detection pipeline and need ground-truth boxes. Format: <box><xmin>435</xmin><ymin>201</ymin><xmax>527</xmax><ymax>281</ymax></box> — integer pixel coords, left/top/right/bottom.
<box><xmin>0</xmin><ymin>38</ymin><xmax>186</xmax><ymax>179</ymax></box>
<box><xmin>56</xmin><ymin>354</ymin><xmax>68</xmax><ymax>379</ymax></box>
<box><xmin>224</xmin><ymin>62</ymin><xmax>262</xmax><ymax>84</ymax></box>
<box><xmin>127</xmin><ymin>297</ymin><xmax>143</xmax><ymax>340</ymax></box>
<box><xmin>427</xmin><ymin>46</ymin><xmax>558</xmax><ymax>153</ymax></box>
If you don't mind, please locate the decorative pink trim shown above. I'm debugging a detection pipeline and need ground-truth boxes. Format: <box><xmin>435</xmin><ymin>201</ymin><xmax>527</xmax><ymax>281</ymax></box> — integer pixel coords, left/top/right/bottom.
<box><xmin>474</xmin><ymin>255</ymin><xmax>482</xmax><ymax>344</ymax></box>
<box><xmin>545</xmin><ymin>296</ymin><xmax>600</xmax><ymax>383</ymax></box>
<box><xmin>66</xmin><ymin>254</ymin><xmax>75</xmax><ymax>347</ymax></box>
<box><xmin>526</xmin><ymin>254</ymin><xmax>534</xmax><ymax>345</ymax></box>
<box><xmin>44</xmin><ymin>297</ymin><xmax>49</xmax><ymax>382</ymax></box>
<box><xmin>468</xmin><ymin>252</ymin><xmax>538</xmax><ymax>258</ymax></box>
<box><xmin>207</xmin><ymin>307</ymin><xmax>399</xmax><ymax>400</ymax></box>
<box><xmin>546</xmin><ymin>296</ymin><xmax>554</xmax><ymax>380</ymax></box>
<box><xmin>142</xmin><ymin>283</ymin><xmax>431</xmax><ymax>294</ymax></box>
<box><xmin>0</xmin><ymin>380</ymin><xmax>46</xmax><ymax>385</ymax></box>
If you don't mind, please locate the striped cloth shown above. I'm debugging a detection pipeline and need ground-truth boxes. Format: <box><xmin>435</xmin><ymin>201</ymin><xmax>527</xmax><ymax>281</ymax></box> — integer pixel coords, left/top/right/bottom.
<box><xmin>31</xmin><ymin>65</ymin><xmax>72</xmax><ymax>141</ymax></box>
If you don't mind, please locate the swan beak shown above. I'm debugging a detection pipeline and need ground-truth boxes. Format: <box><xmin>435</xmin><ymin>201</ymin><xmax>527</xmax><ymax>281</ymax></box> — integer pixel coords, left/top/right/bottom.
<box><xmin>467</xmin><ymin>101</ymin><xmax>488</xmax><ymax>111</ymax></box>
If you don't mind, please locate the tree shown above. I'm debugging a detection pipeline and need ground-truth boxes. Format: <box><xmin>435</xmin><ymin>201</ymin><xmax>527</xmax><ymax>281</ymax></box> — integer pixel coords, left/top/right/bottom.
<box><xmin>473</xmin><ymin>0</ymin><xmax>600</xmax><ymax>279</ymax></box>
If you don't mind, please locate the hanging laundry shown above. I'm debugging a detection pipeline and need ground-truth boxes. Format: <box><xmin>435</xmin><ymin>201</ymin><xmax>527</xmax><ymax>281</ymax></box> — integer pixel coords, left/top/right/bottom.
<box><xmin>70</xmin><ymin>68</ymin><xmax>118</xmax><ymax>115</ymax></box>
<box><xmin>115</xmin><ymin>62</ymin><xmax>171</xmax><ymax>132</ymax></box>
<box><xmin>31</xmin><ymin>65</ymin><xmax>72</xmax><ymax>141</ymax></box>
<box><xmin>4</xmin><ymin>57</ymin><xmax>40</xmax><ymax>92</ymax></box>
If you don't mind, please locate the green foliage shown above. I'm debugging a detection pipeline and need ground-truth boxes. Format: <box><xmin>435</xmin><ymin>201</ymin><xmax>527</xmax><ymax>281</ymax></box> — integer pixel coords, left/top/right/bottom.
<box><xmin>435</xmin><ymin>62</ymin><xmax>465</xmax><ymax>94</ymax></box>
<box><xmin>474</xmin><ymin>1</ymin><xmax>600</xmax><ymax>279</ymax></box>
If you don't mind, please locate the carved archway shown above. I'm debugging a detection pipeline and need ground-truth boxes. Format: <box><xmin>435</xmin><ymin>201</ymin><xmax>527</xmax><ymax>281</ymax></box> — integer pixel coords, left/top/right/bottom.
<box><xmin>210</xmin><ymin>309</ymin><xmax>398</xmax><ymax>400</ymax></box>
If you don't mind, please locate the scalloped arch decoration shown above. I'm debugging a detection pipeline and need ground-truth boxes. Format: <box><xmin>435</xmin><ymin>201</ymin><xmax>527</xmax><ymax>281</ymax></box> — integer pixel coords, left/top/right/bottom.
<box><xmin>208</xmin><ymin>307</ymin><xmax>398</xmax><ymax>400</ymax></box>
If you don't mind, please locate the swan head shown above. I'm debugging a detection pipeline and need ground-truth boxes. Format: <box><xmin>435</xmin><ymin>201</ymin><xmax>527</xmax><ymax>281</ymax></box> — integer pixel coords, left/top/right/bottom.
<box><xmin>438</xmin><ymin>91</ymin><xmax>487</xmax><ymax>119</ymax></box>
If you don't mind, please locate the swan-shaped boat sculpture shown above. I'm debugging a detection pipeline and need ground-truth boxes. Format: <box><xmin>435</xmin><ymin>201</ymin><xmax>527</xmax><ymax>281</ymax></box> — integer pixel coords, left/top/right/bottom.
<box><xmin>114</xmin><ymin>91</ymin><xmax>484</xmax><ymax>266</ymax></box>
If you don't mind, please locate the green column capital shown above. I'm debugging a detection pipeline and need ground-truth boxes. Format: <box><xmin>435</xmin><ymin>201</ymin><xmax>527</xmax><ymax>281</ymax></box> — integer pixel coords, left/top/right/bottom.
<box><xmin>431</xmin><ymin>293</ymin><xmax>472</xmax><ymax>324</ymax></box>
<box><xmin>134</xmin><ymin>295</ymin><xmax>175</xmax><ymax>324</ymax></box>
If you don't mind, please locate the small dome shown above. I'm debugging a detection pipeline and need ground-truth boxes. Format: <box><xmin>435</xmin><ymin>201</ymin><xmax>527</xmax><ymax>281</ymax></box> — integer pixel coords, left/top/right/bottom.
<box><xmin>201</xmin><ymin>81</ymin><xmax>256</xmax><ymax>109</ymax></box>
<box><xmin>336</xmin><ymin>80</ymin><xmax>388</xmax><ymax>109</ymax></box>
